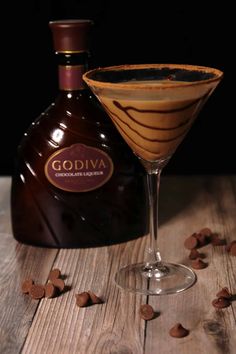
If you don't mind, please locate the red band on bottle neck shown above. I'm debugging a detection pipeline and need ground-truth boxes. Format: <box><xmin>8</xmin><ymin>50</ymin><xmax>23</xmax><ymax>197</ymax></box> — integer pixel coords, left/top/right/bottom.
<box><xmin>59</xmin><ymin>65</ymin><xmax>85</xmax><ymax>90</ymax></box>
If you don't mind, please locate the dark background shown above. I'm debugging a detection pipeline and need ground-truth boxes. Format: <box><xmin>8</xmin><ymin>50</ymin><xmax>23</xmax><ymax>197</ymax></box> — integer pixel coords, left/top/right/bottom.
<box><xmin>2</xmin><ymin>1</ymin><xmax>234</xmax><ymax>175</ymax></box>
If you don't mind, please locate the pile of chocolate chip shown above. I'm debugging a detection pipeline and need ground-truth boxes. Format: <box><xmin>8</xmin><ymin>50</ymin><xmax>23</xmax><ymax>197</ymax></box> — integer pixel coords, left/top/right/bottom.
<box><xmin>137</xmin><ymin>228</ymin><xmax>236</xmax><ymax>338</ymax></box>
<box><xmin>184</xmin><ymin>228</ymin><xmax>236</xmax><ymax>270</ymax></box>
<box><xmin>21</xmin><ymin>268</ymin><xmax>65</xmax><ymax>299</ymax></box>
<box><xmin>75</xmin><ymin>291</ymin><xmax>103</xmax><ymax>307</ymax></box>
<box><xmin>21</xmin><ymin>269</ymin><xmax>102</xmax><ymax>308</ymax></box>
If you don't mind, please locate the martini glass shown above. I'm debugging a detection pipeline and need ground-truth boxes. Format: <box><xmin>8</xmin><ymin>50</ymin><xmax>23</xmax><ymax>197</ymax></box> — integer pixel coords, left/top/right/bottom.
<box><xmin>83</xmin><ymin>64</ymin><xmax>223</xmax><ymax>295</ymax></box>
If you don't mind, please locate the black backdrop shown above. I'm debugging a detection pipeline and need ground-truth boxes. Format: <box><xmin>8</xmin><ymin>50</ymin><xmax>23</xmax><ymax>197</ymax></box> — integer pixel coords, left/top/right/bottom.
<box><xmin>2</xmin><ymin>1</ymin><xmax>234</xmax><ymax>175</ymax></box>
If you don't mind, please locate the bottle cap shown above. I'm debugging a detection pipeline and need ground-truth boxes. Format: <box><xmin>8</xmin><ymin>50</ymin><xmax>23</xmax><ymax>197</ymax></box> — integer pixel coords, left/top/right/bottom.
<box><xmin>49</xmin><ymin>19</ymin><xmax>93</xmax><ymax>53</ymax></box>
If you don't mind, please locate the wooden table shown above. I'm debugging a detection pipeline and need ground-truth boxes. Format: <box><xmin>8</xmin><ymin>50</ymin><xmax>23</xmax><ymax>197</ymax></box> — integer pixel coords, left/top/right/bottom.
<box><xmin>0</xmin><ymin>176</ymin><xmax>235</xmax><ymax>354</ymax></box>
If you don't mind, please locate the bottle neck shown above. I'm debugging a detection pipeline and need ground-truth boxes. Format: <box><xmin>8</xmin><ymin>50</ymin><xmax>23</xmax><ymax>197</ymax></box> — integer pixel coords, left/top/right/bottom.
<box><xmin>56</xmin><ymin>52</ymin><xmax>89</xmax><ymax>91</ymax></box>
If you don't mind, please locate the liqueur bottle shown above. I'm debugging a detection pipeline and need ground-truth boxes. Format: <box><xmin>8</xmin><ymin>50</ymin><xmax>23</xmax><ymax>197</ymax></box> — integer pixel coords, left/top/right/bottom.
<box><xmin>11</xmin><ymin>19</ymin><xmax>147</xmax><ymax>248</ymax></box>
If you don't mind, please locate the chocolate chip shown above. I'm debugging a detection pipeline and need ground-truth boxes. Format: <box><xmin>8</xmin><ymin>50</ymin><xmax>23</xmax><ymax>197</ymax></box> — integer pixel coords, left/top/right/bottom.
<box><xmin>199</xmin><ymin>227</ymin><xmax>212</xmax><ymax>237</ymax></box>
<box><xmin>210</xmin><ymin>234</ymin><xmax>226</xmax><ymax>246</ymax></box>
<box><xmin>45</xmin><ymin>283</ymin><xmax>57</xmax><ymax>298</ymax></box>
<box><xmin>225</xmin><ymin>240</ymin><xmax>236</xmax><ymax>252</ymax></box>
<box><xmin>230</xmin><ymin>242</ymin><xmax>236</xmax><ymax>256</ymax></box>
<box><xmin>169</xmin><ymin>323</ymin><xmax>189</xmax><ymax>338</ymax></box>
<box><xmin>88</xmin><ymin>291</ymin><xmax>103</xmax><ymax>304</ymax></box>
<box><xmin>216</xmin><ymin>287</ymin><xmax>232</xmax><ymax>299</ymax></box>
<box><xmin>29</xmin><ymin>284</ymin><xmax>45</xmax><ymax>299</ymax></box>
<box><xmin>226</xmin><ymin>243</ymin><xmax>232</xmax><ymax>252</ymax></box>
<box><xmin>51</xmin><ymin>278</ymin><xmax>65</xmax><ymax>292</ymax></box>
<box><xmin>212</xmin><ymin>297</ymin><xmax>231</xmax><ymax>309</ymax></box>
<box><xmin>48</xmin><ymin>268</ymin><xmax>61</xmax><ymax>281</ymax></box>
<box><xmin>139</xmin><ymin>304</ymin><xmax>155</xmax><ymax>320</ymax></box>
<box><xmin>189</xmin><ymin>249</ymin><xmax>204</xmax><ymax>260</ymax></box>
<box><xmin>21</xmin><ymin>279</ymin><xmax>34</xmax><ymax>294</ymax></box>
<box><xmin>212</xmin><ymin>239</ymin><xmax>226</xmax><ymax>246</ymax></box>
<box><xmin>184</xmin><ymin>236</ymin><xmax>198</xmax><ymax>250</ymax></box>
<box><xmin>191</xmin><ymin>258</ymin><xmax>208</xmax><ymax>269</ymax></box>
<box><xmin>194</xmin><ymin>233</ymin><xmax>208</xmax><ymax>247</ymax></box>
<box><xmin>76</xmin><ymin>292</ymin><xmax>90</xmax><ymax>307</ymax></box>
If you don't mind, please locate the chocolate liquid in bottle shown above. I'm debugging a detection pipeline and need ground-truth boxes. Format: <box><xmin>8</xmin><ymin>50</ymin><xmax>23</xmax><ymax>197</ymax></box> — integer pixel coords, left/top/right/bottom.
<box><xmin>11</xmin><ymin>20</ymin><xmax>147</xmax><ymax>247</ymax></box>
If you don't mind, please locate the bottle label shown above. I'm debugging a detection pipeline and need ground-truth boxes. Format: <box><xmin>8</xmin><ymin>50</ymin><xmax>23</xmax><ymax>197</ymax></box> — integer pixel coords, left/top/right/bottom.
<box><xmin>59</xmin><ymin>65</ymin><xmax>85</xmax><ymax>90</ymax></box>
<box><xmin>45</xmin><ymin>144</ymin><xmax>114</xmax><ymax>192</ymax></box>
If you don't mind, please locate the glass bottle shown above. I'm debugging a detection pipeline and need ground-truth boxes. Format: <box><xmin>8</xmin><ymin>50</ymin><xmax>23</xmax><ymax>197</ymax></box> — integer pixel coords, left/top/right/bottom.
<box><xmin>11</xmin><ymin>20</ymin><xmax>147</xmax><ymax>247</ymax></box>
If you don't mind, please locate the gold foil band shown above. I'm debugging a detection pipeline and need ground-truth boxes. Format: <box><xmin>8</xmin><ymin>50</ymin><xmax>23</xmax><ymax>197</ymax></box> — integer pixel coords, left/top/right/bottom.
<box><xmin>56</xmin><ymin>50</ymin><xmax>88</xmax><ymax>54</ymax></box>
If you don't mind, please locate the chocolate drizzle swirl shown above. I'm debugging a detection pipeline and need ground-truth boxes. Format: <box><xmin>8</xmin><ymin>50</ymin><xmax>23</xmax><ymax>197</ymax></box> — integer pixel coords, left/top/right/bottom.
<box><xmin>104</xmin><ymin>103</ymin><xmax>189</xmax><ymax>143</ymax></box>
<box><xmin>113</xmin><ymin>94</ymin><xmax>207</xmax><ymax>115</ymax></box>
<box><xmin>111</xmin><ymin>104</ymin><xmax>191</xmax><ymax>131</ymax></box>
<box><xmin>101</xmin><ymin>89</ymin><xmax>212</xmax><ymax>160</ymax></box>
<box><xmin>110</xmin><ymin>116</ymin><xmax>161</xmax><ymax>155</ymax></box>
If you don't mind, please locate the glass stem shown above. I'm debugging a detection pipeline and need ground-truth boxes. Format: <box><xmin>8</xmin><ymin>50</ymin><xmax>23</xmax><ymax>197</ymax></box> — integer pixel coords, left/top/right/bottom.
<box><xmin>146</xmin><ymin>167</ymin><xmax>162</xmax><ymax>266</ymax></box>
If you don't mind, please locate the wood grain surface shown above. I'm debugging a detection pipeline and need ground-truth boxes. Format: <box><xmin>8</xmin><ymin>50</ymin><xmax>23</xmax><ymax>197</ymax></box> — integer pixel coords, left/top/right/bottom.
<box><xmin>0</xmin><ymin>176</ymin><xmax>235</xmax><ymax>354</ymax></box>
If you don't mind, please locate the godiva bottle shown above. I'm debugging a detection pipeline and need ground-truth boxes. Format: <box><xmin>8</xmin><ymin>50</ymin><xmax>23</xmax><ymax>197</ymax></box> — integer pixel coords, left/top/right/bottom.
<box><xmin>11</xmin><ymin>19</ymin><xmax>147</xmax><ymax>247</ymax></box>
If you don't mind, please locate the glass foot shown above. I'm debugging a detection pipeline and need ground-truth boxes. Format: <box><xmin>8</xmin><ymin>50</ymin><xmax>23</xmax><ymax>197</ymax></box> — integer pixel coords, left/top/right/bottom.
<box><xmin>115</xmin><ymin>262</ymin><xmax>196</xmax><ymax>295</ymax></box>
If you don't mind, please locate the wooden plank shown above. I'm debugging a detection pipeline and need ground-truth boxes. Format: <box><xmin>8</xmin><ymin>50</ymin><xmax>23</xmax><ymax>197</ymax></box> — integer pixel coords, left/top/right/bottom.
<box><xmin>146</xmin><ymin>176</ymin><xmax>236</xmax><ymax>354</ymax></box>
<box><xmin>0</xmin><ymin>177</ymin><xmax>58</xmax><ymax>354</ymax></box>
<box><xmin>0</xmin><ymin>177</ymin><xmax>12</xmax><ymax>235</ymax></box>
<box><xmin>22</xmin><ymin>236</ymin><xmax>148</xmax><ymax>354</ymax></box>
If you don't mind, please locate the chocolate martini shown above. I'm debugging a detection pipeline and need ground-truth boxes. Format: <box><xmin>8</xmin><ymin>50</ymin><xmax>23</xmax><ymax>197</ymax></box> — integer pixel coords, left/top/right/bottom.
<box><xmin>83</xmin><ymin>64</ymin><xmax>223</xmax><ymax>295</ymax></box>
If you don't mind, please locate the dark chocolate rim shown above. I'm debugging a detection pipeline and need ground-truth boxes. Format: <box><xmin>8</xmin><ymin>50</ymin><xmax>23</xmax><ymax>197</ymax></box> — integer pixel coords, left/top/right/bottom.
<box><xmin>83</xmin><ymin>64</ymin><xmax>223</xmax><ymax>90</ymax></box>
